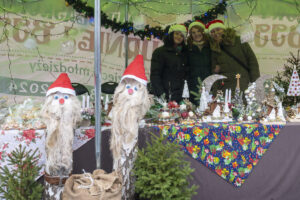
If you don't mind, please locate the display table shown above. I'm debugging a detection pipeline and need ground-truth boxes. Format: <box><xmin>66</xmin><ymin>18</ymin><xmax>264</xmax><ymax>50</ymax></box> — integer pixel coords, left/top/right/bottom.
<box><xmin>73</xmin><ymin>123</ymin><xmax>300</xmax><ymax>200</ymax></box>
<box><xmin>0</xmin><ymin>127</ymin><xmax>96</xmax><ymax>179</ymax></box>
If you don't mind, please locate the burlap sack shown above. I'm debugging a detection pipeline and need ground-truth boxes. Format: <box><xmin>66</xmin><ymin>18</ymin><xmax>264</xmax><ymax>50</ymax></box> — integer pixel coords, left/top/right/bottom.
<box><xmin>62</xmin><ymin>169</ymin><xmax>122</xmax><ymax>200</ymax></box>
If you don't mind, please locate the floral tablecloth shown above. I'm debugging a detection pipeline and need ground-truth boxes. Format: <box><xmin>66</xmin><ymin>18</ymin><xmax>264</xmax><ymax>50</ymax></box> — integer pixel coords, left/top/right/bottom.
<box><xmin>0</xmin><ymin>127</ymin><xmax>97</xmax><ymax>179</ymax></box>
<box><xmin>153</xmin><ymin>122</ymin><xmax>284</xmax><ymax>187</ymax></box>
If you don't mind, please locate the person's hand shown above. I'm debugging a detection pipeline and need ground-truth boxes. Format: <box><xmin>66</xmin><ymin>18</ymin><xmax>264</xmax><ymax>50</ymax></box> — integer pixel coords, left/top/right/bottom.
<box><xmin>214</xmin><ymin>65</ymin><xmax>221</xmax><ymax>73</ymax></box>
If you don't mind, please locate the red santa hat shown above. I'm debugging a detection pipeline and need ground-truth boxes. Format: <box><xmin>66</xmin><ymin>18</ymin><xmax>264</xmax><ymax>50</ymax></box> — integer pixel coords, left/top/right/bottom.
<box><xmin>46</xmin><ymin>73</ymin><xmax>76</xmax><ymax>96</ymax></box>
<box><xmin>120</xmin><ymin>54</ymin><xmax>147</xmax><ymax>85</ymax></box>
<box><xmin>206</xmin><ymin>19</ymin><xmax>226</xmax><ymax>33</ymax></box>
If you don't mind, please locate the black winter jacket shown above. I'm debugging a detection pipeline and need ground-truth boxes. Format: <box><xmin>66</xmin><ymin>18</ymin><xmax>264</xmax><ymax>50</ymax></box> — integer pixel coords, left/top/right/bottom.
<box><xmin>187</xmin><ymin>44</ymin><xmax>212</xmax><ymax>105</ymax></box>
<box><xmin>150</xmin><ymin>45</ymin><xmax>188</xmax><ymax>103</ymax></box>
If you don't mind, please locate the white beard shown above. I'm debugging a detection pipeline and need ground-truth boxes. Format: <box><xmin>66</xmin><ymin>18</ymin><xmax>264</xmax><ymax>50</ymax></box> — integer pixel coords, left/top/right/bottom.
<box><xmin>41</xmin><ymin>93</ymin><xmax>82</xmax><ymax>176</ymax></box>
<box><xmin>110</xmin><ymin>79</ymin><xmax>150</xmax><ymax>199</ymax></box>
<box><xmin>110</xmin><ymin>79</ymin><xmax>150</xmax><ymax>169</ymax></box>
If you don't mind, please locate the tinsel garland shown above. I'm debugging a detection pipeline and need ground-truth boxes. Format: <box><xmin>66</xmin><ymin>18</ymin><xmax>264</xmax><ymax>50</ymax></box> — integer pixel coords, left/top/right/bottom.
<box><xmin>65</xmin><ymin>0</ymin><xmax>228</xmax><ymax>40</ymax></box>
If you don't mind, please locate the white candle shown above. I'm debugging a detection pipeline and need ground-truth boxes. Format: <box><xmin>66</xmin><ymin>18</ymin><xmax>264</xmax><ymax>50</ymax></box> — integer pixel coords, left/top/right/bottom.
<box><xmin>225</xmin><ymin>89</ymin><xmax>228</xmax><ymax>104</ymax></box>
<box><xmin>82</xmin><ymin>95</ymin><xmax>85</xmax><ymax>108</ymax></box>
<box><xmin>228</xmin><ymin>89</ymin><xmax>231</xmax><ymax>103</ymax></box>
<box><xmin>86</xmin><ymin>95</ymin><xmax>90</xmax><ymax>108</ymax></box>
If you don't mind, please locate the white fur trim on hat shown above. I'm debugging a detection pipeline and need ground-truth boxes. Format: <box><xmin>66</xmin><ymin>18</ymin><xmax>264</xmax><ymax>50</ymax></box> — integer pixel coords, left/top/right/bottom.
<box><xmin>46</xmin><ymin>87</ymin><xmax>76</xmax><ymax>97</ymax></box>
<box><xmin>120</xmin><ymin>75</ymin><xmax>147</xmax><ymax>86</ymax></box>
<box><xmin>188</xmin><ymin>21</ymin><xmax>206</xmax><ymax>32</ymax></box>
<box><xmin>168</xmin><ymin>24</ymin><xmax>187</xmax><ymax>36</ymax></box>
<box><xmin>208</xmin><ymin>22</ymin><xmax>225</xmax><ymax>33</ymax></box>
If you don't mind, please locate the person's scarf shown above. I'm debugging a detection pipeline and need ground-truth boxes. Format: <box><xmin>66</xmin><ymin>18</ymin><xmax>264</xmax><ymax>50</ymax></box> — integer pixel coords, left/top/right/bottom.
<box><xmin>192</xmin><ymin>40</ymin><xmax>205</xmax><ymax>51</ymax></box>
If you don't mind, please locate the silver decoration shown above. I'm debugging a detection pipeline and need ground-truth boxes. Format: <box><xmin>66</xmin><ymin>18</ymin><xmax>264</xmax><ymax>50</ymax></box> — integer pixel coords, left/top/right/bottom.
<box><xmin>254</xmin><ymin>75</ymin><xmax>272</xmax><ymax>103</ymax></box>
<box><xmin>202</xmin><ymin>74</ymin><xmax>227</xmax><ymax>94</ymax></box>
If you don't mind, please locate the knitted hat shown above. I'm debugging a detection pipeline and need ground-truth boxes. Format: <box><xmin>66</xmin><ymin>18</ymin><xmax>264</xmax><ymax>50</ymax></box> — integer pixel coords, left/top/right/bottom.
<box><xmin>188</xmin><ymin>21</ymin><xmax>206</xmax><ymax>32</ymax></box>
<box><xmin>46</xmin><ymin>73</ymin><xmax>75</xmax><ymax>96</ymax></box>
<box><xmin>120</xmin><ymin>54</ymin><xmax>147</xmax><ymax>85</ymax></box>
<box><xmin>207</xmin><ymin>19</ymin><xmax>225</xmax><ymax>33</ymax></box>
<box><xmin>168</xmin><ymin>24</ymin><xmax>187</xmax><ymax>37</ymax></box>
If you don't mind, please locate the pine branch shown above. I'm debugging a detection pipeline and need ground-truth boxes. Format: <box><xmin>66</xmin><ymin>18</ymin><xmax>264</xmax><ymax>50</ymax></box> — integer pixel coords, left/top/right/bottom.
<box><xmin>0</xmin><ymin>145</ymin><xmax>43</xmax><ymax>199</ymax></box>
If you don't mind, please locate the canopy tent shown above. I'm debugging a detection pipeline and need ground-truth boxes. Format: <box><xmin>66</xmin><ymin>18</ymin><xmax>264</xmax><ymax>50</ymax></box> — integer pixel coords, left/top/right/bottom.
<box><xmin>0</xmin><ymin>0</ymin><xmax>299</xmax><ymax>168</ymax></box>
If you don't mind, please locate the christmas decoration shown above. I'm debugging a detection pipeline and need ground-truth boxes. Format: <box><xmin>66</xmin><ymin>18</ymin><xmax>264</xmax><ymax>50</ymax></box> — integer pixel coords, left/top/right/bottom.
<box><xmin>0</xmin><ymin>145</ymin><xmax>43</xmax><ymax>200</ymax></box>
<box><xmin>110</xmin><ymin>55</ymin><xmax>150</xmax><ymax>199</ymax></box>
<box><xmin>244</xmin><ymin>82</ymin><xmax>261</xmax><ymax>122</ymax></box>
<box><xmin>261</xmin><ymin>80</ymin><xmax>286</xmax><ymax>124</ymax></box>
<box><xmin>274</xmin><ymin>50</ymin><xmax>300</xmax><ymax>107</ymax></box>
<box><xmin>190</xmin><ymin>77</ymin><xmax>203</xmax><ymax>104</ymax></box>
<box><xmin>40</xmin><ymin>73</ymin><xmax>82</xmax><ymax>199</ymax></box>
<box><xmin>286</xmin><ymin>64</ymin><xmax>300</xmax><ymax>120</ymax></box>
<box><xmin>1</xmin><ymin>98</ymin><xmax>46</xmax><ymax>130</ymax></box>
<box><xmin>287</xmin><ymin>65</ymin><xmax>300</xmax><ymax>97</ymax></box>
<box><xmin>232</xmin><ymin>74</ymin><xmax>245</xmax><ymax>121</ymax></box>
<box><xmin>65</xmin><ymin>0</ymin><xmax>228</xmax><ymax>40</ymax></box>
<box><xmin>212</xmin><ymin>90</ymin><xmax>225</xmax><ymax>120</ymax></box>
<box><xmin>179</xmin><ymin>100</ymin><xmax>197</xmax><ymax>124</ymax></box>
<box><xmin>198</xmin><ymin>84</ymin><xmax>209</xmax><ymax>114</ymax></box>
<box><xmin>202</xmin><ymin>74</ymin><xmax>227</xmax><ymax>95</ymax></box>
<box><xmin>254</xmin><ymin>74</ymin><xmax>273</xmax><ymax>104</ymax></box>
<box><xmin>80</xmin><ymin>94</ymin><xmax>94</xmax><ymax>126</ymax></box>
<box><xmin>223</xmin><ymin>89</ymin><xmax>233</xmax><ymax>121</ymax></box>
<box><xmin>133</xmin><ymin>133</ymin><xmax>197</xmax><ymax>200</ymax></box>
<box><xmin>182</xmin><ymin>80</ymin><xmax>190</xmax><ymax>99</ymax></box>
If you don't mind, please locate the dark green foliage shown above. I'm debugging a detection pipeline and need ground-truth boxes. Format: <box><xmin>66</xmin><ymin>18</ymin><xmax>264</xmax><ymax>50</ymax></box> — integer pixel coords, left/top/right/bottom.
<box><xmin>190</xmin><ymin>77</ymin><xmax>203</xmax><ymax>103</ymax></box>
<box><xmin>133</xmin><ymin>133</ymin><xmax>198</xmax><ymax>200</ymax></box>
<box><xmin>274</xmin><ymin>50</ymin><xmax>300</xmax><ymax>107</ymax></box>
<box><xmin>0</xmin><ymin>145</ymin><xmax>43</xmax><ymax>200</ymax></box>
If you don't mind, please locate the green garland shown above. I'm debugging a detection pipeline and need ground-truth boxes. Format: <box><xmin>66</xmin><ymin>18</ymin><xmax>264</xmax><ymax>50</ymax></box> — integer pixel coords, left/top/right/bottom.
<box><xmin>65</xmin><ymin>0</ymin><xmax>228</xmax><ymax>40</ymax></box>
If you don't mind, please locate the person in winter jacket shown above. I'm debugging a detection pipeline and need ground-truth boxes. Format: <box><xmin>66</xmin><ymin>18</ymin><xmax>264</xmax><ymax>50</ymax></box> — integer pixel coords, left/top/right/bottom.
<box><xmin>207</xmin><ymin>19</ymin><xmax>260</xmax><ymax>96</ymax></box>
<box><xmin>187</xmin><ymin>21</ymin><xmax>212</xmax><ymax>105</ymax></box>
<box><xmin>150</xmin><ymin>24</ymin><xmax>188</xmax><ymax>103</ymax></box>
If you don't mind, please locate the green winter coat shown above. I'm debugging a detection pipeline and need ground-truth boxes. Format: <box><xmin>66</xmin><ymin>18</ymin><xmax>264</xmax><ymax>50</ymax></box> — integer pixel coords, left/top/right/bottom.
<box><xmin>150</xmin><ymin>45</ymin><xmax>188</xmax><ymax>103</ymax></box>
<box><xmin>187</xmin><ymin>44</ymin><xmax>211</xmax><ymax>105</ymax></box>
<box><xmin>210</xmin><ymin>29</ymin><xmax>260</xmax><ymax>95</ymax></box>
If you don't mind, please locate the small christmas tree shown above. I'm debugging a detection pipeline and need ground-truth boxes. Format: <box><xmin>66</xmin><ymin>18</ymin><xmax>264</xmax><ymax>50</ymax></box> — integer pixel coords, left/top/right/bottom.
<box><xmin>287</xmin><ymin>65</ymin><xmax>300</xmax><ymax>97</ymax></box>
<box><xmin>0</xmin><ymin>145</ymin><xmax>43</xmax><ymax>200</ymax></box>
<box><xmin>133</xmin><ymin>133</ymin><xmax>197</xmax><ymax>200</ymax></box>
<box><xmin>274</xmin><ymin>50</ymin><xmax>300</xmax><ymax>106</ymax></box>
<box><xmin>244</xmin><ymin>83</ymin><xmax>261</xmax><ymax>121</ymax></box>
<box><xmin>232</xmin><ymin>74</ymin><xmax>245</xmax><ymax>120</ymax></box>
<box><xmin>199</xmin><ymin>84</ymin><xmax>208</xmax><ymax>113</ymax></box>
<box><xmin>182</xmin><ymin>80</ymin><xmax>190</xmax><ymax>99</ymax></box>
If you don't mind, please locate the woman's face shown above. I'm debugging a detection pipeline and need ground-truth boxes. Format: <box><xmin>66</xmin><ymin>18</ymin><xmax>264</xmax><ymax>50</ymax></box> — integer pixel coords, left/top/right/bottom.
<box><xmin>191</xmin><ymin>27</ymin><xmax>204</xmax><ymax>42</ymax></box>
<box><xmin>210</xmin><ymin>27</ymin><xmax>224</xmax><ymax>43</ymax></box>
<box><xmin>173</xmin><ymin>31</ymin><xmax>184</xmax><ymax>45</ymax></box>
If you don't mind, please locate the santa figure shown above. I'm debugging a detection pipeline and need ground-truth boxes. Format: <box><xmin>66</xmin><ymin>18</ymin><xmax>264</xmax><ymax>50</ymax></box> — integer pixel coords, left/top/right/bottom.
<box><xmin>41</xmin><ymin>73</ymin><xmax>82</xmax><ymax>199</ymax></box>
<box><xmin>110</xmin><ymin>55</ymin><xmax>150</xmax><ymax>200</ymax></box>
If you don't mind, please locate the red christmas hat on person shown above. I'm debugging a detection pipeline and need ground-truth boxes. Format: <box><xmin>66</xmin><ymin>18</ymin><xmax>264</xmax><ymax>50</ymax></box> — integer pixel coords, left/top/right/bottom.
<box><xmin>206</xmin><ymin>19</ymin><xmax>225</xmax><ymax>33</ymax></box>
<box><xmin>120</xmin><ymin>54</ymin><xmax>147</xmax><ymax>85</ymax></box>
<box><xmin>46</xmin><ymin>73</ymin><xmax>76</xmax><ymax>96</ymax></box>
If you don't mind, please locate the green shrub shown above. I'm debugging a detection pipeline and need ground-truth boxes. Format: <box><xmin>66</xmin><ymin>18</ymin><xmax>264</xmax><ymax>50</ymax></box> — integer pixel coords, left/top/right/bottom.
<box><xmin>0</xmin><ymin>145</ymin><xmax>43</xmax><ymax>200</ymax></box>
<box><xmin>134</xmin><ymin>133</ymin><xmax>198</xmax><ymax>200</ymax></box>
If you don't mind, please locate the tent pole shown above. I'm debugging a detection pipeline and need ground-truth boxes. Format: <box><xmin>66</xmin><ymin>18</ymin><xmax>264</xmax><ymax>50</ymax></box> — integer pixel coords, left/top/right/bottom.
<box><xmin>125</xmin><ymin>0</ymin><xmax>129</xmax><ymax>68</ymax></box>
<box><xmin>94</xmin><ymin>0</ymin><xmax>102</xmax><ymax>169</ymax></box>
